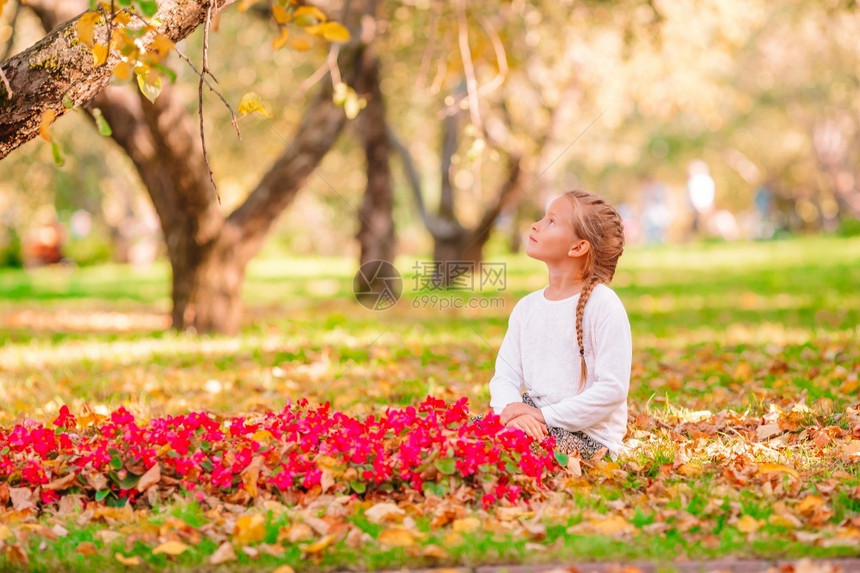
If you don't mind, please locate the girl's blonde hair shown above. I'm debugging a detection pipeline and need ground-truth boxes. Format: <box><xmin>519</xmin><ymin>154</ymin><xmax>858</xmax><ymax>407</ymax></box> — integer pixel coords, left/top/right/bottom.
<box><xmin>563</xmin><ymin>190</ymin><xmax>625</xmax><ymax>386</ymax></box>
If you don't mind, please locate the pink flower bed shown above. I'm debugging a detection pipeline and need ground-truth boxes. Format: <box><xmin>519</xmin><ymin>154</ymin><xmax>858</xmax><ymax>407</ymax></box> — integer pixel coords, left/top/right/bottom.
<box><xmin>0</xmin><ymin>397</ymin><xmax>561</xmax><ymax>510</ymax></box>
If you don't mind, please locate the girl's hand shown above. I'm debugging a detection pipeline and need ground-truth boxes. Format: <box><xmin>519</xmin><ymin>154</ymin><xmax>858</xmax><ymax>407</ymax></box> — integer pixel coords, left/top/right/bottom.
<box><xmin>506</xmin><ymin>414</ymin><xmax>548</xmax><ymax>440</ymax></box>
<box><xmin>500</xmin><ymin>402</ymin><xmax>545</xmax><ymax>425</ymax></box>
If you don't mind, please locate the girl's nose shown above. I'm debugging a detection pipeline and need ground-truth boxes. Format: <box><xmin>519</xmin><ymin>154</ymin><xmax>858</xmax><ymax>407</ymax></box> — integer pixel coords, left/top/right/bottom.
<box><xmin>530</xmin><ymin>221</ymin><xmax>539</xmax><ymax>231</ymax></box>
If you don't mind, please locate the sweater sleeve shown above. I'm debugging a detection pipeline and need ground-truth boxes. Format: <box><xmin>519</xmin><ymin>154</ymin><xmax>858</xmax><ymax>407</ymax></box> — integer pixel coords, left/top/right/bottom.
<box><xmin>539</xmin><ymin>295</ymin><xmax>631</xmax><ymax>431</ymax></box>
<box><xmin>489</xmin><ymin>305</ymin><xmax>525</xmax><ymax>414</ymax></box>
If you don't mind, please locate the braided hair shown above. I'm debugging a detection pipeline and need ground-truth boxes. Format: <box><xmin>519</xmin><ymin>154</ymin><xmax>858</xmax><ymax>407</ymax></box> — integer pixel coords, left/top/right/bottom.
<box><xmin>563</xmin><ymin>190</ymin><xmax>625</xmax><ymax>387</ymax></box>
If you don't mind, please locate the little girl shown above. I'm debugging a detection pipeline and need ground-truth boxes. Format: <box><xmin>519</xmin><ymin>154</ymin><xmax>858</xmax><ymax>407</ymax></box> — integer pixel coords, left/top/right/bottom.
<box><xmin>489</xmin><ymin>190</ymin><xmax>632</xmax><ymax>459</ymax></box>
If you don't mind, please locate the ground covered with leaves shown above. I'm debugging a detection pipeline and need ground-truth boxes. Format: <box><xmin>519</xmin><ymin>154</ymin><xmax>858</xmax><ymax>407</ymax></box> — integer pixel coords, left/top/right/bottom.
<box><xmin>0</xmin><ymin>236</ymin><xmax>858</xmax><ymax>571</ymax></box>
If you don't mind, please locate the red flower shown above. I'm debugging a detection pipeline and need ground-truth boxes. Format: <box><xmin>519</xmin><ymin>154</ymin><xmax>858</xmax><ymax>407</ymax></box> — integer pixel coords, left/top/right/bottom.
<box><xmin>52</xmin><ymin>405</ymin><xmax>76</xmax><ymax>430</ymax></box>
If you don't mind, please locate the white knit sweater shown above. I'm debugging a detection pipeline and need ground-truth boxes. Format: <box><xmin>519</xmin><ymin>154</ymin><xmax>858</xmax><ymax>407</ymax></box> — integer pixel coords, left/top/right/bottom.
<box><xmin>489</xmin><ymin>283</ymin><xmax>632</xmax><ymax>457</ymax></box>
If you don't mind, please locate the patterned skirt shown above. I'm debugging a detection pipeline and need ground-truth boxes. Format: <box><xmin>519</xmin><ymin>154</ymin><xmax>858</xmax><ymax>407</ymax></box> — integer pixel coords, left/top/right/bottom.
<box><xmin>520</xmin><ymin>393</ymin><xmax>608</xmax><ymax>459</ymax></box>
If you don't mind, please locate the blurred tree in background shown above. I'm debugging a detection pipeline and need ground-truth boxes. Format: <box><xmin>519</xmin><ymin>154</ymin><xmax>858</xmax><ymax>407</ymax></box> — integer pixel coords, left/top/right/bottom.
<box><xmin>1</xmin><ymin>0</ymin><xmax>859</xmax><ymax>331</ymax></box>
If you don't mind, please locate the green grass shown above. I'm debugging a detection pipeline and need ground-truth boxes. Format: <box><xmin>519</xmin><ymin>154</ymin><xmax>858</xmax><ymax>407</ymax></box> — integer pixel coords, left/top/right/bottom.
<box><xmin>0</xmin><ymin>235</ymin><xmax>859</xmax><ymax>570</ymax></box>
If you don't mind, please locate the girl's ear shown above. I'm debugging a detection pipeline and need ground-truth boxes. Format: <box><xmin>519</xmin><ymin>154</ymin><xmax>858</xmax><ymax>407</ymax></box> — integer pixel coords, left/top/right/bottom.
<box><xmin>568</xmin><ymin>240</ymin><xmax>590</xmax><ymax>258</ymax></box>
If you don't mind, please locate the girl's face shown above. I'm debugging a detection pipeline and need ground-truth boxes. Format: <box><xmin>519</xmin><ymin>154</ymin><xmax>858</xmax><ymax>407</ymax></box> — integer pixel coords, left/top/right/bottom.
<box><xmin>526</xmin><ymin>196</ymin><xmax>581</xmax><ymax>262</ymax></box>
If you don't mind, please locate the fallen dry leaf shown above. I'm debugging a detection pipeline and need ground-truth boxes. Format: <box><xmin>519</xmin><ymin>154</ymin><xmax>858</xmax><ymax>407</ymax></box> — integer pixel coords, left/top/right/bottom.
<box><xmin>420</xmin><ymin>544</ymin><xmax>449</xmax><ymax>558</ymax></box>
<box><xmin>737</xmin><ymin>515</ymin><xmax>762</xmax><ymax>533</ymax></box>
<box><xmin>76</xmin><ymin>541</ymin><xmax>99</xmax><ymax>556</ymax></box>
<box><xmin>301</xmin><ymin>533</ymin><xmax>337</xmax><ymax>554</ymax></box>
<box><xmin>756</xmin><ymin>423</ymin><xmax>782</xmax><ymax>441</ymax></box>
<box><xmin>152</xmin><ymin>540</ymin><xmax>190</xmax><ymax>556</ymax></box>
<box><xmin>43</xmin><ymin>472</ymin><xmax>78</xmax><ymax>491</ymax></box>
<box><xmin>209</xmin><ymin>541</ymin><xmax>237</xmax><ymax>565</ymax></box>
<box><xmin>9</xmin><ymin>487</ymin><xmax>37</xmax><ymax>512</ymax></box>
<box><xmin>569</xmin><ymin>515</ymin><xmax>635</xmax><ymax>537</ymax></box>
<box><xmin>377</xmin><ymin>527</ymin><xmax>416</xmax><ymax>548</ymax></box>
<box><xmin>757</xmin><ymin>462</ymin><xmax>800</xmax><ymax>479</ymax></box>
<box><xmin>240</xmin><ymin>456</ymin><xmax>264</xmax><ymax>498</ymax></box>
<box><xmin>452</xmin><ymin>517</ymin><xmax>481</xmax><ymax>533</ymax></box>
<box><xmin>136</xmin><ymin>463</ymin><xmax>161</xmax><ymax>492</ymax></box>
<box><xmin>365</xmin><ymin>502</ymin><xmax>406</xmax><ymax>524</ymax></box>
<box><xmin>797</xmin><ymin>495</ymin><xmax>826</xmax><ymax>516</ymax></box>
<box><xmin>280</xmin><ymin>522</ymin><xmax>313</xmax><ymax>543</ymax></box>
<box><xmin>495</xmin><ymin>507</ymin><xmax>532</xmax><ymax>521</ymax></box>
<box><xmin>114</xmin><ymin>552</ymin><xmax>142</xmax><ymax>566</ymax></box>
<box><xmin>233</xmin><ymin>514</ymin><xmax>266</xmax><ymax>546</ymax></box>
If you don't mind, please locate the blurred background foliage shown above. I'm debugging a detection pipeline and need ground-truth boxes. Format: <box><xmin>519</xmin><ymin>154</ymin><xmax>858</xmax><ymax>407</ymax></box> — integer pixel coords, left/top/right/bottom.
<box><xmin>1</xmin><ymin>0</ymin><xmax>859</xmax><ymax>269</ymax></box>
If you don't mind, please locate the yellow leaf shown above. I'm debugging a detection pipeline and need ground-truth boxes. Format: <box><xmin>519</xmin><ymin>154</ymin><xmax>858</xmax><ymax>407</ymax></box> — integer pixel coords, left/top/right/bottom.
<box><xmin>136</xmin><ymin>70</ymin><xmax>162</xmax><ymax>103</ymax></box>
<box><xmin>113</xmin><ymin>61</ymin><xmax>134</xmax><ymax>81</ymax></box>
<box><xmin>677</xmin><ymin>463</ymin><xmax>702</xmax><ymax>477</ymax></box>
<box><xmin>315</xmin><ymin>455</ymin><xmax>339</xmax><ymax>470</ymax></box>
<box><xmin>344</xmin><ymin>94</ymin><xmax>367</xmax><ymax>119</ymax></box>
<box><xmin>114</xmin><ymin>553</ymin><xmax>141</xmax><ymax>565</ymax></box>
<box><xmin>443</xmin><ymin>531</ymin><xmax>463</xmax><ymax>545</ymax></box>
<box><xmin>272</xmin><ymin>28</ymin><xmax>290</xmax><ymax>50</ymax></box>
<box><xmin>92</xmin><ymin>44</ymin><xmax>109</xmax><ymax>66</ymax></box>
<box><xmin>273</xmin><ymin>566</ymin><xmax>295</xmax><ymax>573</ymax></box>
<box><xmin>238</xmin><ymin>92</ymin><xmax>273</xmax><ymax>118</ymax></box>
<box><xmin>250</xmin><ymin>429</ymin><xmax>273</xmax><ymax>443</ymax></box>
<box><xmin>150</xmin><ymin>34</ymin><xmax>174</xmax><ymax>58</ymax></box>
<box><xmin>0</xmin><ymin>525</ymin><xmax>13</xmax><ymax>541</ymax></box>
<box><xmin>76</xmin><ymin>12</ymin><xmax>101</xmax><ymax>46</ymax></box>
<box><xmin>241</xmin><ymin>456</ymin><xmax>264</xmax><ymax>498</ymax></box>
<box><xmin>377</xmin><ymin>528</ymin><xmax>415</xmax><ymax>548</ymax></box>
<box><xmin>300</xmin><ymin>533</ymin><xmax>336</xmax><ymax>554</ymax></box>
<box><xmin>733</xmin><ymin>361</ymin><xmax>752</xmax><ymax>380</ymax></box>
<box><xmin>272</xmin><ymin>4</ymin><xmax>291</xmax><ymax>24</ymax></box>
<box><xmin>737</xmin><ymin>515</ymin><xmax>762</xmax><ymax>533</ymax></box>
<box><xmin>757</xmin><ymin>463</ymin><xmax>799</xmax><ymax>479</ymax></box>
<box><xmin>319</xmin><ymin>22</ymin><xmax>349</xmax><ymax>43</ymax></box>
<box><xmin>797</xmin><ymin>495</ymin><xmax>826</xmax><ymax>516</ymax></box>
<box><xmin>152</xmin><ymin>541</ymin><xmax>189</xmax><ymax>556</ymax></box>
<box><xmin>113</xmin><ymin>11</ymin><xmax>132</xmax><ymax>26</ymax></box>
<box><xmin>289</xmin><ymin>36</ymin><xmax>312</xmax><ymax>51</ymax></box>
<box><xmin>452</xmin><ymin>517</ymin><xmax>481</xmax><ymax>533</ymax></box>
<box><xmin>293</xmin><ymin>5</ymin><xmax>327</xmax><ymax>24</ymax></box>
<box><xmin>590</xmin><ymin>515</ymin><xmax>634</xmax><ymax>537</ymax></box>
<box><xmin>91</xmin><ymin>505</ymin><xmax>134</xmax><ymax>523</ymax></box>
<box><xmin>769</xmin><ymin>514</ymin><xmax>801</xmax><ymax>529</ymax></box>
<box><xmin>39</xmin><ymin>109</ymin><xmax>56</xmax><ymax>141</ymax></box>
<box><xmin>233</xmin><ymin>514</ymin><xmax>266</xmax><ymax>546</ymax></box>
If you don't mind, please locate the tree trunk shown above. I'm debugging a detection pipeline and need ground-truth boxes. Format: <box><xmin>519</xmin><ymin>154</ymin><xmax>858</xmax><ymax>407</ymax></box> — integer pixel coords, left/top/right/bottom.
<box><xmin>0</xmin><ymin>0</ymin><xmax>237</xmax><ymax>159</ymax></box>
<box><xmin>389</xmin><ymin>96</ymin><xmax>523</xmax><ymax>286</ymax></box>
<box><xmin>354</xmin><ymin>35</ymin><xmax>395</xmax><ymax>267</ymax></box>
<box><xmin>171</xmin><ymin>225</ymin><xmax>245</xmax><ymax>334</ymax></box>
<box><xmin>432</xmin><ymin>156</ymin><xmax>521</xmax><ymax>278</ymax></box>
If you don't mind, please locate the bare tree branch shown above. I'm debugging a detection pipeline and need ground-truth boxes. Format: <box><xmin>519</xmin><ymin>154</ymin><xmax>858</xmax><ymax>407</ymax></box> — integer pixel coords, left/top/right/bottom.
<box><xmin>455</xmin><ymin>0</ymin><xmax>482</xmax><ymax>132</ymax></box>
<box><xmin>198</xmin><ymin>1</ymin><xmax>219</xmax><ymax>200</ymax></box>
